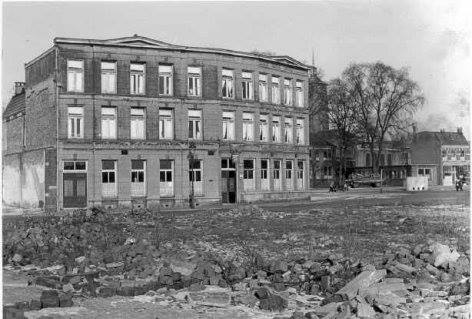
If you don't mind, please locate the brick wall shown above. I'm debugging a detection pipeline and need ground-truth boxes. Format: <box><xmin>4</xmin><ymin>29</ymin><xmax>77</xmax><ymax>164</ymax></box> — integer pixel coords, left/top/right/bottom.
<box><xmin>3</xmin><ymin>116</ymin><xmax>24</xmax><ymax>154</ymax></box>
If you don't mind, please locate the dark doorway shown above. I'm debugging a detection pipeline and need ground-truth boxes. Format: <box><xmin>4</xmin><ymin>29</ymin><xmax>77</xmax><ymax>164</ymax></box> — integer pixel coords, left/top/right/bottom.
<box><xmin>221</xmin><ymin>158</ymin><xmax>236</xmax><ymax>203</ymax></box>
<box><xmin>63</xmin><ymin>173</ymin><xmax>87</xmax><ymax>208</ymax></box>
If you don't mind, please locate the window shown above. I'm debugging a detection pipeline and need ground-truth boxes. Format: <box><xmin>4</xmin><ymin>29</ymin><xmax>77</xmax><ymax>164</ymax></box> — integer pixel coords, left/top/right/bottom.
<box><xmin>102</xmin><ymin>160</ymin><xmax>117</xmax><ymax>198</ymax></box>
<box><xmin>271</xmin><ymin>77</ymin><xmax>280</xmax><ymax>104</ymax></box>
<box><xmin>221</xmin><ymin>69</ymin><xmax>234</xmax><ymax>99</ymax></box>
<box><xmin>243</xmin><ymin>159</ymin><xmax>255</xmax><ymax>191</ymax></box>
<box><xmin>259</xmin><ymin>114</ymin><xmax>269</xmax><ymax>142</ymax></box>
<box><xmin>222</xmin><ymin>111</ymin><xmax>235</xmax><ymax>140</ymax></box>
<box><xmin>284</xmin><ymin>117</ymin><xmax>293</xmax><ymax>143</ymax></box>
<box><xmin>418</xmin><ymin>168</ymin><xmax>424</xmax><ymax>175</ymax></box>
<box><xmin>260</xmin><ymin>159</ymin><xmax>269</xmax><ymax>191</ymax></box>
<box><xmin>297</xmin><ymin>161</ymin><xmax>304</xmax><ymax>190</ymax></box>
<box><xmin>159</xmin><ymin>109</ymin><xmax>173</xmax><ymax>140</ymax></box>
<box><xmin>188</xmin><ymin>67</ymin><xmax>202</xmax><ymax>97</ymax></box>
<box><xmin>366</xmin><ymin>153</ymin><xmax>371</xmax><ymax>167</ymax></box>
<box><xmin>189</xmin><ymin>160</ymin><xmax>203</xmax><ymax>196</ymax></box>
<box><xmin>259</xmin><ymin>74</ymin><xmax>268</xmax><ymax>102</ymax></box>
<box><xmin>101</xmin><ymin>107</ymin><xmax>117</xmax><ymax>139</ymax></box>
<box><xmin>387</xmin><ymin>154</ymin><xmax>392</xmax><ymax>166</ymax></box>
<box><xmin>241</xmin><ymin>72</ymin><xmax>254</xmax><ymax>100</ymax></box>
<box><xmin>296</xmin><ymin>118</ymin><xmax>304</xmax><ymax>145</ymax></box>
<box><xmin>296</xmin><ymin>81</ymin><xmax>304</xmax><ymax>107</ymax></box>
<box><xmin>188</xmin><ymin>110</ymin><xmax>202</xmax><ymax>140</ymax></box>
<box><xmin>68</xmin><ymin>106</ymin><xmax>84</xmax><ymax>138</ymax></box>
<box><xmin>285</xmin><ymin>160</ymin><xmax>293</xmax><ymax>190</ymax></box>
<box><xmin>159</xmin><ymin>65</ymin><xmax>173</xmax><ymax>96</ymax></box>
<box><xmin>130</xmin><ymin>63</ymin><xmax>145</xmax><ymax>95</ymax></box>
<box><xmin>242</xmin><ymin>113</ymin><xmax>254</xmax><ymax>141</ymax></box>
<box><xmin>130</xmin><ymin>108</ymin><xmax>145</xmax><ymax>140</ymax></box>
<box><xmin>131</xmin><ymin>160</ymin><xmax>146</xmax><ymax>197</ymax></box>
<box><xmin>101</xmin><ymin>62</ymin><xmax>116</xmax><ymax>94</ymax></box>
<box><xmin>283</xmin><ymin>79</ymin><xmax>293</xmax><ymax>106</ymax></box>
<box><xmin>63</xmin><ymin>161</ymin><xmax>87</xmax><ymax>172</ymax></box>
<box><xmin>160</xmin><ymin>160</ymin><xmax>174</xmax><ymax>197</ymax></box>
<box><xmin>273</xmin><ymin>160</ymin><xmax>281</xmax><ymax>190</ymax></box>
<box><xmin>67</xmin><ymin>60</ymin><xmax>84</xmax><ymax>93</ymax></box>
<box><xmin>272</xmin><ymin>116</ymin><xmax>281</xmax><ymax>142</ymax></box>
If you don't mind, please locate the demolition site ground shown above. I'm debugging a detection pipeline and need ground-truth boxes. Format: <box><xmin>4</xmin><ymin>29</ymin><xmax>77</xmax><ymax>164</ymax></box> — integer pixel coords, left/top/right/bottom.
<box><xmin>2</xmin><ymin>188</ymin><xmax>470</xmax><ymax>318</ymax></box>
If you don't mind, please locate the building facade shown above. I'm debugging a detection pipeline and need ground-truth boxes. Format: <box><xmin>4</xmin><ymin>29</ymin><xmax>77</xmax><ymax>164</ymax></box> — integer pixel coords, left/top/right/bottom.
<box><xmin>410</xmin><ymin>129</ymin><xmax>469</xmax><ymax>186</ymax></box>
<box><xmin>3</xmin><ymin>35</ymin><xmax>311</xmax><ymax>211</ymax></box>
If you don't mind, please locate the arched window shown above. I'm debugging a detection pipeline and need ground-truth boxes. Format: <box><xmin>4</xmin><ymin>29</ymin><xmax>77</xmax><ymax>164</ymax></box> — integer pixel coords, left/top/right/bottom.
<box><xmin>366</xmin><ymin>153</ymin><xmax>371</xmax><ymax>167</ymax></box>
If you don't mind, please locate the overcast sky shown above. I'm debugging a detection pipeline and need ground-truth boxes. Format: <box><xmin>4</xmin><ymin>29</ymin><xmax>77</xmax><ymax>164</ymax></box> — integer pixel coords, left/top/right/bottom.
<box><xmin>2</xmin><ymin>0</ymin><xmax>471</xmax><ymax>135</ymax></box>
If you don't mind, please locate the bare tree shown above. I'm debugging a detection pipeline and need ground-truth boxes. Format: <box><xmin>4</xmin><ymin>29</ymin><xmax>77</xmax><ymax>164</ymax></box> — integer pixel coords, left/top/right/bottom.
<box><xmin>342</xmin><ymin>62</ymin><xmax>424</xmax><ymax>173</ymax></box>
<box><xmin>326</xmin><ymin>78</ymin><xmax>359</xmax><ymax>183</ymax></box>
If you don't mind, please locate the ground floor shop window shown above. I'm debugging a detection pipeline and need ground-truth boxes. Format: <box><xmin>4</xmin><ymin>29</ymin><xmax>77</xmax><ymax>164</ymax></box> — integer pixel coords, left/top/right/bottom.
<box><xmin>189</xmin><ymin>160</ymin><xmax>203</xmax><ymax>196</ymax></box>
<box><xmin>260</xmin><ymin>159</ymin><xmax>269</xmax><ymax>191</ymax></box>
<box><xmin>285</xmin><ymin>160</ymin><xmax>293</xmax><ymax>190</ymax></box>
<box><xmin>131</xmin><ymin>160</ymin><xmax>146</xmax><ymax>197</ymax></box>
<box><xmin>160</xmin><ymin>160</ymin><xmax>174</xmax><ymax>197</ymax></box>
<box><xmin>273</xmin><ymin>160</ymin><xmax>281</xmax><ymax>190</ymax></box>
<box><xmin>102</xmin><ymin>160</ymin><xmax>117</xmax><ymax>197</ymax></box>
<box><xmin>297</xmin><ymin>161</ymin><xmax>304</xmax><ymax>190</ymax></box>
<box><xmin>418</xmin><ymin>168</ymin><xmax>431</xmax><ymax>181</ymax></box>
<box><xmin>243</xmin><ymin>159</ymin><xmax>255</xmax><ymax>191</ymax></box>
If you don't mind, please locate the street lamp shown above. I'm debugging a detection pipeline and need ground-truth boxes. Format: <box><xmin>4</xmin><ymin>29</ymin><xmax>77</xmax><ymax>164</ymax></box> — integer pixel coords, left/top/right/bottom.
<box><xmin>188</xmin><ymin>141</ymin><xmax>196</xmax><ymax>209</ymax></box>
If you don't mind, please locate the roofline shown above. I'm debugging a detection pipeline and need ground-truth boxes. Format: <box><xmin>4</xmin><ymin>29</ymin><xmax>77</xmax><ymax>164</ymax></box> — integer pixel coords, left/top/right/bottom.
<box><xmin>53</xmin><ymin>37</ymin><xmax>310</xmax><ymax>72</ymax></box>
<box><xmin>25</xmin><ymin>46</ymin><xmax>56</xmax><ymax>68</ymax></box>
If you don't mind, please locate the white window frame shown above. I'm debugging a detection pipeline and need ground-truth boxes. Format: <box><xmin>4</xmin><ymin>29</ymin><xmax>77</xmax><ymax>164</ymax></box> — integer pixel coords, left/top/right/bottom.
<box><xmin>160</xmin><ymin>160</ymin><xmax>174</xmax><ymax>197</ymax></box>
<box><xmin>259</xmin><ymin>74</ymin><xmax>268</xmax><ymax>102</ymax></box>
<box><xmin>101</xmin><ymin>61</ymin><xmax>117</xmax><ymax>94</ymax></box>
<box><xmin>130</xmin><ymin>108</ymin><xmax>145</xmax><ymax>140</ymax></box>
<box><xmin>130</xmin><ymin>63</ymin><xmax>145</xmax><ymax>95</ymax></box>
<box><xmin>68</xmin><ymin>106</ymin><xmax>84</xmax><ymax>139</ymax></box>
<box><xmin>273</xmin><ymin>160</ymin><xmax>281</xmax><ymax>190</ymax></box>
<box><xmin>131</xmin><ymin>160</ymin><xmax>146</xmax><ymax>197</ymax></box>
<box><xmin>297</xmin><ymin>161</ymin><xmax>304</xmax><ymax>190</ymax></box>
<box><xmin>271</xmin><ymin>77</ymin><xmax>280</xmax><ymax>104</ymax></box>
<box><xmin>296</xmin><ymin>118</ymin><xmax>305</xmax><ymax>145</ymax></box>
<box><xmin>159</xmin><ymin>109</ymin><xmax>174</xmax><ymax>140</ymax></box>
<box><xmin>284</xmin><ymin>117</ymin><xmax>293</xmax><ymax>143</ymax></box>
<box><xmin>285</xmin><ymin>160</ymin><xmax>294</xmax><ymax>190</ymax></box>
<box><xmin>241</xmin><ymin>72</ymin><xmax>254</xmax><ymax>100</ymax></box>
<box><xmin>222</xmin><ymin>111</ymin><xmax>235</xmax><ymax>140</ymax></box>
<box><xmin>189</xmin><ymin>159</ymin><xmax>203</xmax><ymax>196</ymax></box>
<box><xmin>283</xmin><ymin>79</ymin><xmax>293</xmax><ymax>106</ymax></box>
<box><xmin>67</xmin><ymin>60</ymin><xmax>84</xmax><ymax>93</ymax></box>
<box><xmin>159</xmin><ymin>65</ymin><xmax>173</xmax><ymax>96</ymax></box>
<box><xmin>188</xmin><ymin>109</ymin><xmax>202</xmax><ymax>140</ymax></box>
<box><xmin>188</xmin><ymin>67</ymin><xmax>202</xmax><ymax>97</ymax></box>
<box><xmin>296</xmin><ymin>81</ymin><xmax>304</xmax><ymax>107</ymax></box>
<box><xmin>260</xmin><ymin>159</ymin><xmax>270</xmax><ymax>191</ymax></box>
<box><xmin>221</xmin><ymin>69</ymin><xmax>234</xmax><ymax>99</ymax></box>
<box><xmin>259</xmin><ymin>114</ymin><xmax>269</xmax><ymax>142</ymax></box>
<box><xmin>243</xmin><ymin>159</ymin><xmax>255</xmax><ymax>191</ymax></box>
<box><xmin>102</xmin><ymin>160</ymin><xmax>117</xmax><ymax>198</ymax></box>
<box><xmin>101</xmin><ymin>107</ymin><xmax>117</xmax><ymax>139</ymax></box>
<box><xmin>272</xmin><ymin>116</ymin><xmax>281</xmax><ymax>143</ymax></box>
<box><xmin>242</xmin><ymin>113</ymin><xmax>254</xmax><ymax>141</ymax></box>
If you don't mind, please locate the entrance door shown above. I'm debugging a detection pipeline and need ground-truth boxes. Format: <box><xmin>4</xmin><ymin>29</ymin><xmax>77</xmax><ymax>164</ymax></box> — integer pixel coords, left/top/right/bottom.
<box><xmin>221</xmin><ymin>158</ymin><xmax>236</xmax><ymax>203</ymax></box>
<box><xmin>63</xmin><ymin>173</ymin><xmax>87</xmax><ymax>208</ymax></box>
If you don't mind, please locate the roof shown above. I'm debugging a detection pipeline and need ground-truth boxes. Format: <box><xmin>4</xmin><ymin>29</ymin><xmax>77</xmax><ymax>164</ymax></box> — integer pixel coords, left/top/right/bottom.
<box><xmin>3</xmin><ymin>92</ymin><xmax>25</xmax><ymax>120</ymax></box>
<box><xmin>50</xmin><ymin>35</ymin><xmax>309</xmax><ymax>71</ymax></box>
<box><xmin>417</xmin><ymin>131</ymin><xmax>469</xmax><ymax>146</ymax></box>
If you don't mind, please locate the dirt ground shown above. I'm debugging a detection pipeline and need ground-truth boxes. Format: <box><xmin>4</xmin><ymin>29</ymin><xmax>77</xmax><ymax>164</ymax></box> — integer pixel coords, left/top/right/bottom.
<box><xmin>5</xmin><ymin>188</ymin><xmax>470</xmax><ymax>319</ymax></box>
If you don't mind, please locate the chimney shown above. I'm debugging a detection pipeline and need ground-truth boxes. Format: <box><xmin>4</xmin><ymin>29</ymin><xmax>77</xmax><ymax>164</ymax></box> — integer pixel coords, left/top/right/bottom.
<box><xmin>457</xmin><ymin>127</ymin><xmax>463</xmax><ymax>135</ymax></box>
<box><xmin>14</xmin><ymin>82</ymin><xmax>25</xmax><ymax>95</ymax></box>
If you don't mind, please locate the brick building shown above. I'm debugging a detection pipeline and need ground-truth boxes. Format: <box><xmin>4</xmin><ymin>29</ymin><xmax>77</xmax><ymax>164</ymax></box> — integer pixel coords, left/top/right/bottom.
<box><xmin>410</xmin><ymin>129</ymin><xmax>469</xmax><ymax>186</ymax></box>
<box><xmin>3</xmin><ymin>35</ymin><xmax>311</xmax><ymax>211</ymax></box>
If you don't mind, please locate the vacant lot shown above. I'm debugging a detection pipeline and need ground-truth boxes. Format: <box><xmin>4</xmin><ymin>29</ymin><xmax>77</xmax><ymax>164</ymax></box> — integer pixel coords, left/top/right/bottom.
<box><xmin>154</xmin><ymin>189</ymin><xmax>470</xmax><ymax>264</ymax></box>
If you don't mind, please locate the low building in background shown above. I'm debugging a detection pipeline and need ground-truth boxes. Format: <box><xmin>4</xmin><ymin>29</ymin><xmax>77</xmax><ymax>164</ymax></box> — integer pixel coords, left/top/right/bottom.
<box><xmin>410</xmin><ymin>128</ymin><xmax>470</xmax><ymax>186</ymax></box>
<box><xmin>2</xmin><ymin>35</ymin><xmax>311</xmax><ymax>211</ymax></box>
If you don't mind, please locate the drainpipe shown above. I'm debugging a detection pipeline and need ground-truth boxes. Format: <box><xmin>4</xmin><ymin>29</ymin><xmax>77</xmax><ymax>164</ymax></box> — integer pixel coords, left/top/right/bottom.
<box><xmin>55</xmin><ymin>45</ymin><xmax>60</xmax><ymax>213</ymax></box>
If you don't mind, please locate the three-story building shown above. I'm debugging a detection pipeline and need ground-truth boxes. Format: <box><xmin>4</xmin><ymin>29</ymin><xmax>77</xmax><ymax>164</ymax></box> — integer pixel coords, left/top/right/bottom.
<box><xmin>3</xmin><ymin>35</ymin><xmax>310</xmax><ymax>211</ymax></box>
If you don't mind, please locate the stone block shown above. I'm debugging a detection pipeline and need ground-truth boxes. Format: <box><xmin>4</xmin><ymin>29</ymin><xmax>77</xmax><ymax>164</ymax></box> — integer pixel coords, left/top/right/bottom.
<box><xmin>40</xmin><ymin>290</ymin><xmax>59</xmax><ymax>308</ymax></box>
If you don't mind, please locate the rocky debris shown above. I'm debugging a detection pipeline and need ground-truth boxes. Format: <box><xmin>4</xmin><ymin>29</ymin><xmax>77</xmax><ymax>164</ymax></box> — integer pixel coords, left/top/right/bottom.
<box><xmin>255</xmin><ymin>287</ymin><xmax>288</xmax><ymax>311</ymax></box>
<box><xmin>430</xmin><ymin>242</ymin><xmax>461</xmax><ymax>267</ymax></box>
